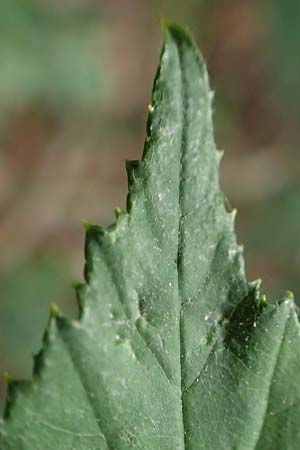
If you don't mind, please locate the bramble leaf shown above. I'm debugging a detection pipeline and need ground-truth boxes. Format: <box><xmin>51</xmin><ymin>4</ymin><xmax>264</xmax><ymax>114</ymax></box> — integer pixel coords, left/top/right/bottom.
<box><xmin>1</xmin><ymin>22</ymin><xmax>300</xmax><ymax>450</ymax></box>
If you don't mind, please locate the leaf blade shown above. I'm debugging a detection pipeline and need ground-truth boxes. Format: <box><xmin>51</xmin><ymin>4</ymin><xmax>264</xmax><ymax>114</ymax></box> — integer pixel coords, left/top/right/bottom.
<box><xmin>1</xmin><ymin>22</ymin><xmax>300</xmax><ymax>450</ymax></box>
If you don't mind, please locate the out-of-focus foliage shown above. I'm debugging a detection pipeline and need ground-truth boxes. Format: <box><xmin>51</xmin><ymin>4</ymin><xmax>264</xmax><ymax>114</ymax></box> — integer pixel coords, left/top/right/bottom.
<box><xmin>0</xmin><ymin>256</ymin><xmax>73</xmax><ymax>400</ymax></box>
<box><xmin>0</xmin><ymin>0</ymin><xmax>108</xmax><ymax>115</ymax></box>
<box><xmin>0</xmin><ymin>0</ymin><xmax>299</xmax><ymax>412</ymax></box>
<box><xmin>267</xmin><ymin>0</ymin><xmax>300</xmax><ymax>114</ymax></box>
<box><xmin>244</xmin><ymin>184</ymin><xmax>300</xmax><ymax>297</ymax></box>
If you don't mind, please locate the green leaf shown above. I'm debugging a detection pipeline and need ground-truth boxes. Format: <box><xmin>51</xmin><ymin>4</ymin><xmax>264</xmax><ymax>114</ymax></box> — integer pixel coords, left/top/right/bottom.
<box><xmin>1</xmin><ymin>22</ymin><xmax>300</xmax><ymax>450</ymax></box>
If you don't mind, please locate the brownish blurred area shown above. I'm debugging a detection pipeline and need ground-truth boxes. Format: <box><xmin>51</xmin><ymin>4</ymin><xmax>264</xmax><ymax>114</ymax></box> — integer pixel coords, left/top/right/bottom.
<box><xmin>0</xmin><ymin>0</ymin><xmax>300</xmax><ymax>410</ymax></box>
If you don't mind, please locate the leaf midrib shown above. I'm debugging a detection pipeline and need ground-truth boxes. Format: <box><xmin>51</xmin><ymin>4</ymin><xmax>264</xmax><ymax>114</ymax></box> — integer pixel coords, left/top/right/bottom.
<box><xmin>175</xmin><ymin>34</ymin><xmax>191</xmax><ymax>450</ymax></box>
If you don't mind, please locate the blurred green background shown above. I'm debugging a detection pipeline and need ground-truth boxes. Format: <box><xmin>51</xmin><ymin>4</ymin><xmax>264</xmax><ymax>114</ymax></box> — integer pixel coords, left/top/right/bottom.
<box><xmin>0</xmin><ymin>0</ymin><xmax>299</xmax><ymax>411</ymax></box>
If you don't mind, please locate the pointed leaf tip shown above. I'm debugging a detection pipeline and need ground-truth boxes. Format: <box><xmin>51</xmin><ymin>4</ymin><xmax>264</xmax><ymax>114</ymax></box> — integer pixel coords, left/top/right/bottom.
<box><xmin>160</xmin><ymin>19</ymin><xmax>191</xmax><ymax>42</ymax></box>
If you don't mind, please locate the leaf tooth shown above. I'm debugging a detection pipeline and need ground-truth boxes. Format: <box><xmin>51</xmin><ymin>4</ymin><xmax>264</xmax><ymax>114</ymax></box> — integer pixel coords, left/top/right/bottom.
<box><xmin>284</xmin><ymin>290</ymin><xmax>294</xmax><ymax>300</ymax></box>
<box><xmin>82</xmin><ymin>219</ymin><xmax>91</xmax><ymax>231</ymax></box>
<box><xmin>71</xmin><ymin>281</ymin><xmax>86</xmax><ymax>318</ymax></box>
<box><xmin>238</xmin><ymin>243</ymin><xmax>244</xmax><ymax>253</ymax></box>
<box><xmin>230</xmin><ymin>207</ymin><xmax>238</xmax><ymax>220</ymax></box>
<box><xmin>49</xmin><ymin>302</ymin><xmax>60</xmax><ymax>319</ymax></box>
<box><xmin>147</xmin><ymin>103</ymin><xmax>154</xmax><ymax>113</ymax></box>
<box><xmin>126</xmin><ymin>160</ymin><xmax>140</xmax><ymax>190</ymax></box>
<box><xmin>247</xmin><ymin>278</ymin><xmax>263</xmax><ymax>305</ymax></box>
<box><xmin>33</xmin><ymin>309</ymin><xmax>61</xmax><ymax>374</ymax></box>
<box><xmin>125</xmin><ymin>159</ymin><xmax>140</xmax><ymax>212</ymax></box>
<box><xmin>3</xmin><ymin>372</ymin><xmax>12</xmax><ymax>385</ymax></box>
<box><xmin>3</xmin><ymin>306</ymin><xmax>62</xmax><ymax>421</ymax></box>
<box><xmin>70</xmin><ymin>279</ymin><xmax>81</xmax><ymax>289</ymax></box>
<box><xmin>227</xmin><ymin>208</ymin><xmax>238</xmax><ymax>236</ymax></box>
<box><xmin>217</xmin><ymin>148</ymin><xmax>224</xmax><ymax>162</ymax></box>
<box><xmin>2</xmin><ymin>372</ymin><xmax>14</xmax><ymax>418</ymax></box>
<box><xmin>3</xmin><ymin>379</ymin><xmax>31</xmax><ymax>420</ymax></box>
<box><xmin>260</xmin><ymin>293</ymin><xmax>268</xmax><ymax>307</ymax></box>
<box><xmin>82</xmin><ymin>220</ymin><xmax>104</xmax><ymax>234</ymax></box>
<box><xmin>83</xmin><ymin>223</ymin><xmax>104</xmax><ymax>283</ymax></box>
<box><xmin>249</xmin><ymin>278</ymin><xmax>262</xmax><ymax>289</ymax></box>
<box><xmin>114</xmin><ymin>207</ymin><xmax>125</xmax><ymax>220</ymax></box>
<box><xmin>278</xmin><ymin>290</ymin><xmax>295</xmax><ymax>305</ymax></box>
